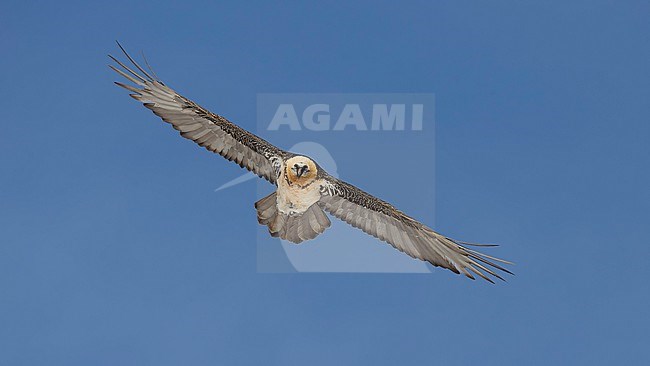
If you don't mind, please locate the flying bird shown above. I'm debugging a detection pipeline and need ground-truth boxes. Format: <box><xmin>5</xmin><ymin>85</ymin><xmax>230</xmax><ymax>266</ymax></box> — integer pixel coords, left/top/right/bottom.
<box><xmin>109</xmin><ymin>43</ymin><xmax>513</xmax><ymax>282</ymax></box>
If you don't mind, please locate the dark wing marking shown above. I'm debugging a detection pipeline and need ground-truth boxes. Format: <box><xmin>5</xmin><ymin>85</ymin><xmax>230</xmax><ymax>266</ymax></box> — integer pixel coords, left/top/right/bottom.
<box><xmin>319</xmin><ymin>177</ymin><xmax>513</xmax><ymax>283</ymax></box>
<box><xmin>109</xmin><ymin>42</ymin><xmax>286</xmax><ymax>184</ymax></box>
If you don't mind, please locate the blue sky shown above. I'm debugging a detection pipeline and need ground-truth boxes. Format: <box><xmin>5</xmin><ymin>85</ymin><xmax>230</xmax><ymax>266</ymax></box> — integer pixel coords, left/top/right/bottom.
<box><xmin>1</xmin><ymin>1</ymin><xmax>649</xmax><ymax>365</ymax></box>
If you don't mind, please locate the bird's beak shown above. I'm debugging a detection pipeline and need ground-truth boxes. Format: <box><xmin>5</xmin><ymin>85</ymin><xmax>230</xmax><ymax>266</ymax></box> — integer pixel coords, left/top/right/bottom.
<box><xmin>294</xmin><ymin>164</ymin><xmax>308</xmax><ymax>178</ymax></box>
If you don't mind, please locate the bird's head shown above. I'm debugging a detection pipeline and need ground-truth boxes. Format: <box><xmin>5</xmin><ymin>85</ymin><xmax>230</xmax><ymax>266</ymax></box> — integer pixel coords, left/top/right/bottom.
<box><xmin>285</xmin><ymin>156</ymin><xmax>318</xmax><ymax>186</ymax></box>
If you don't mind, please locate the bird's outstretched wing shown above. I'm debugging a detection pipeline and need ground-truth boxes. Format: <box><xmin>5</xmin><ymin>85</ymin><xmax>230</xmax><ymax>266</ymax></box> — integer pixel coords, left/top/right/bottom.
<box><xmin>319</xmin><ymin>177</ymin><xmax>513</xmax><ymax>282</ymax></box>
<box><xmin>109</xmin><ymin>43</ymin><xmax>286</xmax><ymax>184</ymax></box>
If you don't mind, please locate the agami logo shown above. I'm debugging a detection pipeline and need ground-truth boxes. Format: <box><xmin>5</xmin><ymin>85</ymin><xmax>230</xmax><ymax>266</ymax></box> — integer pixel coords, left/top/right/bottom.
<box><xmin>267</xmin><ymin>103</ymin><xmax>425</xmax><ymax>131</ymax></box>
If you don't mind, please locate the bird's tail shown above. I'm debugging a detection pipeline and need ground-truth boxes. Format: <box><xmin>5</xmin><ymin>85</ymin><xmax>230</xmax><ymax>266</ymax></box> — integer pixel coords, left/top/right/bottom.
<box><xmin>255</xmin><ymin>192</ymin><xmax>331</xmax><ymax>244</ymax></box>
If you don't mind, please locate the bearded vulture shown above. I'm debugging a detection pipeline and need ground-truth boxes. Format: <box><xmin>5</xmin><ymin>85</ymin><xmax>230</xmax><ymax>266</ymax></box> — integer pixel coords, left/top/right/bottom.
<box><xmin>109</xmin><ymin>43</ymin><xmax>513</xmax><ymax>282</ymax></box>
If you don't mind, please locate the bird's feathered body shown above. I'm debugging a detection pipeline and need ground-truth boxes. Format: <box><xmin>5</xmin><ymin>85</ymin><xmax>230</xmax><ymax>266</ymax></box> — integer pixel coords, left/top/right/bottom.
<box><xmin>110</xmin><ymin>43</ymin><xmax>513</xmax><ymax>282</ymax></box>
<box><xmin>276</xmin><ymin>156</ymin><xmax>323</xmax><ymax>217</ymax></box>
<box><xmin>256</xmin><ymin>155</ymin><xmax>332</xmax><ymax>243</ymax></box>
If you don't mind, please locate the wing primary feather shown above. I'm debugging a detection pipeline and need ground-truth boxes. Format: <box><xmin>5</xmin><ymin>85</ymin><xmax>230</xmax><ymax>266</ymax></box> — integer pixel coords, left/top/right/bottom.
<box><xmin>467</xmin><ymin>252</ymin><xmax>514</xmax><ymax>275</ymax></box>
<box><xmin>467</xmin><ymin>263</ymin><xmax>499</xmax><ymax>283</ymax></box>
<box><xmin>141</xmin><ymin>50</ymin><xmax>161</xmax><ymax>81</ymax></box>
<box><xmin>452</xmin><ymin>240</ymin><xmax>499</xmax><ymax>248</ymax></box>
<box><xmin>108</xmin><ymin>55</ymin><xmax>147</xmax><ymax>84</ymax></box>
<box><xmin>464</xmin><ymin>247</ymin><xmax>514</xmax><ymax>265</ymax></box>
<box><xmin>109</xmin><ymin>64</ymin><xmax>145</xmax><ymax>86</ymax></box>
<box><xmin>469</xmin><ymin>260</ymin><xmax>503</xmax><ymax>281</ymax></box>
<box><xmin>115</xmin><ymin>41</ymin><xmax>155</xmax><ymax>81</ymax></box>
<box><xmin>114</xmin><ymin>81</ymin><xmax>141</xmax><ymax>95</ymax></box>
